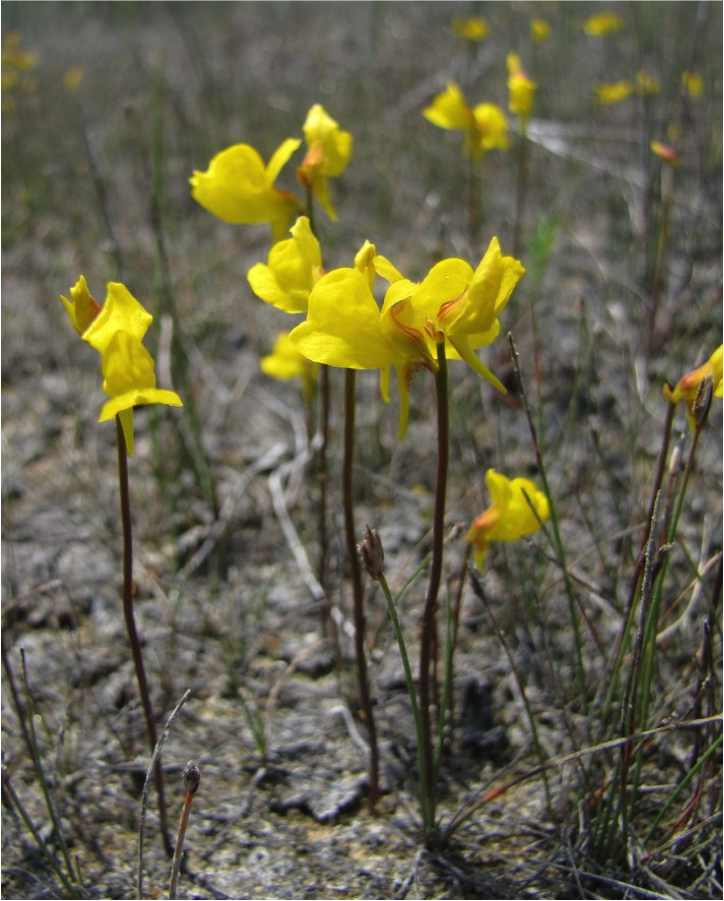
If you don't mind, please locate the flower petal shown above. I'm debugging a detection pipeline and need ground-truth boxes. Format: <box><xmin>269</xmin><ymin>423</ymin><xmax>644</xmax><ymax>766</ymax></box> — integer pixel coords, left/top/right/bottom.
<box><xmin>83</xmin><ymin>283</ymin><xmax>152</xmax><ymax>353</ymax></box>
<box><xmin>291</xmin><ymin>269</ymin><xmax>398</xmax><ymax>370</ymax></box>
<box><xmin>423</xmin><ymin>83</ymin><xmax>471</xmax><ymax>131</ymax></box>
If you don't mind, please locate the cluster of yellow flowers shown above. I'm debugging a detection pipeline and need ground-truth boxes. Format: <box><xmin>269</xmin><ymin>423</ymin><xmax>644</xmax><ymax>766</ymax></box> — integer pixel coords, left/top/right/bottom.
<box><xmin>421</xmin><ymin>49</ymin><xmax>536</xmax><ymax>164</ymax></box>
<box><xmin>422</xmin><ymin>82</ymin><xmax>509</xmax><ymax>160</ymax></box>
<box><xmin>58</xmin><ymin>41</ymin><xmax>718</xmax><ymax>565</ymax></box>
<box><xmin>450</xmin><ymin>14</ymin><xmax>552</xmax><ymax>46</ymax></box>
<box><xmin>2</xmin><ymin>32</ymin><xmax>38</xmax><ymax>112</ymax></box>
<box><xmin>187</xmin><ymin>100</ymin><xmax>550</xmax><ymax>564</ymax></box>
<box><xmin>190</xmin><ymin>104</ymin><xmax>352</xmax><ymax>241</ymax></box>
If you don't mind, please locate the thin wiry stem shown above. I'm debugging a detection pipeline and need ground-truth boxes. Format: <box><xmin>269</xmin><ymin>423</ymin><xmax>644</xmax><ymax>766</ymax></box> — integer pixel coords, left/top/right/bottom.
<box><xmin>376</xmin><ymin>570</ymin><xmax>431</xmax><ymax>833</ymax></box>
<box><xmin>343</xmin><ymin>369</ymin><xmax>380</xmax><ymax>809</ymax></box>
<box><xmin>168</xmin><ymin>762</ymin><xmax>200</xmax><ymax>901</ymax></box>
<box><xmin>418</xmin><ymin>341</ymin><xmax>449</xmax><ymax>843</ymax></box>
<box><xmin>138</xmin><ymin>689</ymin><xmax>191</xmax><ymax>900</ymax></box>
<box><xmin>116</xmin><ymin>417</ymin><xmax>171</xmax><ymax>858</ymax></box>
<box><xmin>508</xmin><ymin>333</ymin><xmax>587</xmax><ymax>711</ymax></box>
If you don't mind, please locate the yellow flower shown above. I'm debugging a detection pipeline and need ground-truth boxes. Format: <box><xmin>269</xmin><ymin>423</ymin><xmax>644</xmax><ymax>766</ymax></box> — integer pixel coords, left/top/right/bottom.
<box><xmin>650</xmin><ymin>141</ymin><xmax>679</xmax><ymax>165</ymax></box>
<box><xmin>583</xmin><ymin>12</ymin><xmax>625</xmax><ymax>36</ymax></box>
<box><xmin>663</xmin><ymin>345</ymin><xmax>723</xmax><ymax>428</ymax></box>
<box><xmin>594</xmin><ymin>80</ymin><xmax>633</xmax><ymax>105</ymax></box>
<box><xmin>451</xmin><ymin>15</ymin><xmax>489</xmax><ymax>42</ymax></box>
<box><xmin>466</xmin><ymin>469</ymin><xmax>549</xmax><ymax>569</ymax></box>
<box><xmin>63</xmin><ymin>67</ymin><xmax>84</xmax><ymax>92</ymax></box>
<box><xmin>296</xmin><ymin>104</ymin><xmax>353</xmax><ymax>221</ymax></box>
<box><xmin>636</xmin><ymin>71</ymin><xmax>660</xmax><ymax>95</ymax></box>
<box><xmin>61</xmin><ymin>279</ymin><xmax>183</xmax><ymax>455</ymax></box>
<box><xmin>190</xmin><ymin>139</ymin><xmax>302</xmax><ymax>243</ymax></box>
<box><xmin>289</xmin><ymin>247</ymin><xmax>435</xmax><ymax>439</ymax></box>
<box><xmin>423</xmin><ymin>83</ymin><xmax>509</xmax><ymax>160</ymax></box>
<box><xmin>407</xmin><ymin>236</ymin><xmax>525</xmax><ymax>392</ymax></box>
<box><xmin>682</xmin><ymin>70</ymin><xmax>703</xmax><ymax>99</ymax></box>
<box><xmin>2</xmin><ymin>33</ymin><xmax>37</xmax><ymax>71</ymax></box>
<box><xmin>261</xmin><ymin>331</ymin><xmax>318</xmax><ymax>403</ymax></box>
<box><xmin>531</xmin><ymin>18</ymin><xmax>551</xmax><ymax>43</ymax></box>
<box><xmin>247</xmin><ymin>216</ymin><xmax>324</xmax><ymax>313</ymax></box>
<box><xmin>507</xmin><ymin>53</ymin><xmax>536</xmax><ymax>123</ymax></box>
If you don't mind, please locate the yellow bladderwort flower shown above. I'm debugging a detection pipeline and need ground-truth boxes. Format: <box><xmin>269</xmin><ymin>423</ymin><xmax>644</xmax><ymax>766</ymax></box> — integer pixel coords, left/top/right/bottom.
<box><xmin>466</xmin><ymin>469</ymin><xmax>550</xmax><ymax>569</ymax></box>
<box><xmin>451</xmin><ymin>15</ymin><xmax>489</xmax><ymax>42</ymax></box>
<box><xmin>296</xmin><ymin>104</ymin><xmax>353</xmax><ymax>221</ymax></box>
<box><xmin>247</xmin><ymin>216</ymin><xmax>324</xmax><ymax>313</ymax></box>
<box><xmin>422</xmin><ymin>82</ymin><xmax>509</xmax><ymax>160</ymax></box>
<box><xmin>190</xmin><ymin>139</ymin><xmax>302</xmax><ymax>243</ymax></box>
<box><xmin>663</xmin><ymin>345</ymin><xmax>723</xmax><ymax>428</ymax></box>
<box><xmin>583</xmin><ymin>12</ymin><xmax>625</xmax><ymax>36</ymax></box>
<box><xmin>636</xmin><ymin>71</ymin><xmax>660</xmax><ymax>95</ymax></box>
<box><xmin>682</xmin><ymin>70</ymin><xmax>703</xmax><ymax>99</ymax></box>
<box><xmin>261</xmin><ymin>331</ymin><xmax>318</xmax><ymax>403</ymax></box>
<box><xmin>507</xmin><ymin>53</ymin><xmax>536</xmax><ymax>124</ymax></box>
<box><xmin>63</xmin><ymin>67</ymin><xmax>84</xmax><ymax>92</ymax></box>
<box><xmin>531</xmin><ymin>18</ymin><xmax>551</xmax><ymax>43</ymax></box>
<box><xmin>405</xmin><ymin>236</ymin><xmax>525</xmax><ymax>392</ymax></box>
<box><xmin>650</xmin><ymin>141</ymin><xmax>680</xmax><ymax>166</ymax></box>
<box><xmin>289</xmin><ymin>244</ymin><xmax>435</xmax><ymax>439</ymax></box>
<box><xmin>595</xmin><ymin>80</ymin><xmax>634</xmax><ymax>105</ymax></box>
<box><xmin>2</xmin><ymin>33</ymin><xmax>37</xmax><ymax>71</ymax></box>
<box><xmin>60</xmin><ymin>278</ymin><xmax>183</xmax><ymax>455</ymax></box>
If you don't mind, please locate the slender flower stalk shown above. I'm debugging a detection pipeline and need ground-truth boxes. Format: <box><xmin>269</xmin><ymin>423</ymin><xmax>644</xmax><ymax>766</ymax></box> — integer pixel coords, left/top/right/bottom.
<box><xmin>60</xmin><ymin>277</ymin><xmax>182</xmax><ymax>858</ymax></box>
<box><xmin>508</xmin><ymin>334</ymin><xmax>587</xmax><ymax>709</ymax></box>
<box><xmin>343</xmin><ymin>369</ymin><xmax>380</xmax><ymax>809</ymax></box>
<box><xmin>422</xmin><ymin>83</ymin><xmax>509</xmax><ymax>244</ymax></box>
<box><xmin>116</xmin><ymin>417</ymin><xmax>171</xmax><ymax>857</ymax></box>
<box><xmin>168</xmin><ymin>761</ymin><xmax>200</xmax><ymax>901</ymax></box>
<box><xmin>358</xmin><ymin>527</ymin><xmax>431</xmax><ymax>835</ymax></box>
<box><xmin>417</xmin><ymin>340</ymin><xmax>449</xmax><ymax>842</ymax></box>
<box><xmin>507</xmin><ymin>54</ymin><xmax>536</xmax><ymax>256</ymax></box>
<box><xmin>303</xmin><ymin>188</ymin><xmax>330</xmax><ymax>607</ymax></box>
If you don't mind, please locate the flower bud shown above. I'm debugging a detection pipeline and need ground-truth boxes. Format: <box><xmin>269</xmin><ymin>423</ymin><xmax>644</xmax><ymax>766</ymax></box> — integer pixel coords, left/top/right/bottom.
<box><xmin>357</xmin><ymin>526</ymin><xmax>385</xmax><ymax>581</ymax></box>
<box><xmin>182</xmin><ymin>761</ymin><xmax>201</xmax><ymax>795</ymax></box>
<box><xmin>693</xmin><ymin>373</ymin><xmax>713</xmax><ymax>429</ymax></box>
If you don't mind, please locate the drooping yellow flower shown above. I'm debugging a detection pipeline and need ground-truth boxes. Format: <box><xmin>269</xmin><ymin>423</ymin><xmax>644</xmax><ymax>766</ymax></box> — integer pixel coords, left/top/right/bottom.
<box><xmin>594</xmin><ymin>80</ymin><xmax>634</xmax><ymax>105</ymax></box>
<box><xmin>290</xmin><ymin>247</ymin><xmax>435</xmax><ymax>439</ymax></box>
<box><xmin>583</xmin><ymin>12</ymin><xmax>625</xmax><ymax>36</ymax></box>
<box><xmin>681</xmin><ymin>70</ymin><xmax>703</xmax><ymax>99</ymax></box>
<box><xmin>296</xmin><ymin>104</ymin><xmax>353</xmax><ymax>221</ymax></box>
<box><xmin>190</xmin><ymin>139</ymin><xmax>302</xmax><ymax>243</ymax></box>
<box><xmin>247</xmin><ymin>216</ymin><xmax>324</xmax><ymax>313</ymax></box>
<box><xmin>531</xmin><ymin>18</ymin><xmax>551</xmax><ymax>43</ymax></box>
<box><xmin>407</xmin><ymin>236</ymin><xmax>525</xmax><ymax>392</ymax></box>
<box><xmin>636</xmin><ymin>71</ymin><xmax>661</xmax><ymax>95</ymax></box>
<box><xmin>60</xmin><ymin>279</ymin><xmax>183</xmax><ymax>455</ymax></box>
<box><xmin>507</xmin><ymin>53</ymin><xmax>536</xmax><ymax>124</ymax></box>
<box><xmin>423</xmin><ymin>83</ymin><xmax>509</xmax><ymax>160</ymax></box>
<box><xmin>451</xmin><ymin>15</ymin><xmax>489</xmax><ymax>42</ymax></box>
<box><xmin>466</xmin><ymin>469</ymin><xmax>549</xmax><ymax>569</ymax></box>
<box><xmin>663</xmin><ymin>345</ymin><xmax>723</xmax><ymax>428</ymax></box>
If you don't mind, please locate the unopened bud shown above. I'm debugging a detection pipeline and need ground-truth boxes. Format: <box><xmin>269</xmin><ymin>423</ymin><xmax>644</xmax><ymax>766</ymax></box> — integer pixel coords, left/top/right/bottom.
<box><xmin>358</xmin><ymin>526</ymin><xmax>385</xmax><ymax>581</ymax></box>
<box><xmin>182</xmin><ymin>760</ymin><xmax>201</xmax><ymax>795</ymax></box>
<box><xmin>692</xmin><ymin>373</ymin><xmax>713</xmax><ymax>429</ymax></box>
